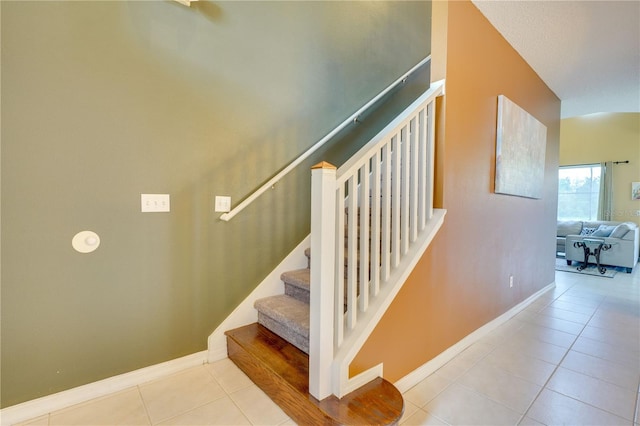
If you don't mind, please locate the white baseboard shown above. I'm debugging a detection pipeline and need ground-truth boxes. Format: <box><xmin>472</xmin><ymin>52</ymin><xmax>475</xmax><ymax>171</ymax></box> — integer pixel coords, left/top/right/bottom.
<box><xmin>1</xmin><ymin>247</ymin><xmax>550</xmax><ymax>425</ymax></box>
<box><xmin>394</xmin><ymin>281</ymin><xmax>556</xmax><ymax>393</ymax></box>
<box><xmin>339</xmin><ymin>363</ymin><xmax>384</xmax><ymax>398</ymax></box>
<box><xmin>207</xmin><ymin>235</ymin><xmax>310</xmax><ymax>363</ymax></box>
<box><xmin>0</xmin><ymin>351</ymin><xmax>208</xmax><ymax>426</ymax></box>
<box><xmin>1</xmin><ymin>236</ymin><xmax>311</xmax><ymax>425</ymax></box>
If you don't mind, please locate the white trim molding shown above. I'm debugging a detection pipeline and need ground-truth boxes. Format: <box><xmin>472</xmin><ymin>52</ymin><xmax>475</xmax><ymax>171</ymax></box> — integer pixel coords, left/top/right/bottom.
<box><xmin>0</xmin><ymin>351</ymin><xmax>208</xmax><ymax>426</ymax></box>
<box><xmin>394</xmin><ymin>281</ymin><xmax>556</xmax><ymax>393</ymax></box>
<box><xmin>2</xmin><ymin>234</ymin><xmax>311</xmax><ymax>425</ymax></box>
<box><xmin>332</xmin><ymin>209</ymin><xmax>447</xmax><ymax>398</ymax></box>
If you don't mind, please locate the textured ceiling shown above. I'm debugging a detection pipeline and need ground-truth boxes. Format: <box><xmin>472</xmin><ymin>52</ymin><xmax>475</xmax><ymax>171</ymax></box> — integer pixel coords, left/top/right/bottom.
<box><xmin>472</xmin><ymin>0</ymin><xmax>640</xmax><ymax>118</ymax></box>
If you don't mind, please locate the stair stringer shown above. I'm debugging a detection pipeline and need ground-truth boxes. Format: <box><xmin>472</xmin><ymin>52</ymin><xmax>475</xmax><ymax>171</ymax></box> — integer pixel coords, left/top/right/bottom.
<box><xmin>207</xmin><ymin>235</ymin><xmax>310</xmax><ymax>362</ymax></box>
<box><xmin>330</xmin><ymin>209</ymin><xmax>446</xmax><ymax>398</ymax></box>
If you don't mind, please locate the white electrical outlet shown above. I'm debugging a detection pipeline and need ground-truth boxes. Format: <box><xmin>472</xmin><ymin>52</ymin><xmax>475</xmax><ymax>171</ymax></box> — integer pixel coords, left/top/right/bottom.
<box><xmin>215</xmin><ymin>196</ymin><xmax>231</xmax><ymax>213</ymax></box>
<box><xmin>509</xmin><ymin>275</ymin><xmax>514</xmax><ymax>288</ymax></box>
<box><xmin>141</xmin><ymin>194</ymin><xmax>170</xmax><ymax>212</ymax></box>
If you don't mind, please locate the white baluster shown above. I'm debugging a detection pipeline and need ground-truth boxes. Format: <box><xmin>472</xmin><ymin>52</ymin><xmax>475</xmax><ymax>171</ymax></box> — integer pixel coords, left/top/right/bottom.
<box><xmin>381</xmin><ymin>143</ymin><xmax>392</xmax><ymax>283</ymax></box>
<box><xmin>392</xmin><ymin>135</ymin><xmax>401</xmax><ymax>268</ymax></box>
<box><xmin>370</xmin><ymin>150</ymin><xmax>381</xmax><ymax>297</ymax></box>
<box><xmin>401</xmin><ymin>125</ymin><xmax>411</xmax><ymax>255</ymax></box>
<box><xmin>418</xmin><ymin>108</ymin><xmax>428</xmax><ymax>230</ymax></box>
<box><xmin>359</xmin><ymin>162</ymin><xmax>370</xmax><ymax>313</ymax></box>
<box><xmin>427</xmin><ymin>101</ymin><xmax>436</xmax><ymax>219</ymax></box>
<box><xmin>410</xmin><ymin>117</ymin><xmax>419</xmax><ymax>243</ymax></box>
<box><xmin>346</xmin><ymin>175</ymin><xmax>358</xmax><ymax>330</ymax></box>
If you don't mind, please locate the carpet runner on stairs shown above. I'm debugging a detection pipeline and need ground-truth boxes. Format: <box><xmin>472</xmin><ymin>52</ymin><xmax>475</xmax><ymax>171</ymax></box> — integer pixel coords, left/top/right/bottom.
<box><xmin>231</xmin><ymin>211</ymin><xmax>404</xmax><ymax>422</ymax></box>
<box><xmin>254</xmin><ymin>247</ymin><xmax>359</xmax><ymax>354</ymax></box>
<box><xmin>253</xmin><ymin>255</ymin><xmax>312</xmax><ymax>354</ymax></box>
<box><xmin>254</xmin><ymin>294</ymin><xmax>310</xmax><ymax>354</ymax></box>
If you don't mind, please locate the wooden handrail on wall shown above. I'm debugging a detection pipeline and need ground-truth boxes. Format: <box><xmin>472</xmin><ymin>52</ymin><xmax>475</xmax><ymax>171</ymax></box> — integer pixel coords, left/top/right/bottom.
<box><xmin>219</xmin><ymin>56</ymin><xmax>432</xmax><ymax>222</ymax></box>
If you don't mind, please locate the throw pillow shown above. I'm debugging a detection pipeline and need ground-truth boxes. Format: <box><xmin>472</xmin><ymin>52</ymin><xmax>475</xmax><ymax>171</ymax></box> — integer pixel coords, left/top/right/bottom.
<box><xmin>580</xmin><ymin>227</ymin><xmax>597</xmax><ymax>236</ymax></box>
<box><xmin>557</xmin><ymin>221</ymin><xmax>583</xmax><ymax>237</ymax></box>
<box><xmin>610</xmin><ymin>224</ymin><xmax>630</xmax><ymax>239</ymax></box>
<box><xmin>591</xmin><ymin>224</ymin><xmax>616</xmax><ymax>237</ymax></box>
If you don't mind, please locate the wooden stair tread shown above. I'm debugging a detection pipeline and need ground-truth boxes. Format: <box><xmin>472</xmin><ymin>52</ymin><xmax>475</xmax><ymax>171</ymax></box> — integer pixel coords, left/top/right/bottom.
<box><xmin>225</xmin><ymin>323</ymin><xmax>404</xmax><ymax>425</ymax></box>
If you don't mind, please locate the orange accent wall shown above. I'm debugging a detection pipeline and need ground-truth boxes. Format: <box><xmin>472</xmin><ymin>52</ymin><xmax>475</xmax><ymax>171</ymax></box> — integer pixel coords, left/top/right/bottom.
<box><xmin>351</xmin><ymin>0</ymin><xmax>561</xmax><ymax>382</ymax></box>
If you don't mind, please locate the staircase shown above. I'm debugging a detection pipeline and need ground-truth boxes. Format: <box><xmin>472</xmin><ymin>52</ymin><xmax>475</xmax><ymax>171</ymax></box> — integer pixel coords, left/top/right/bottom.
<box><xmin>254</xmin><ymin>213</ymin><xmax>371</xmax><ymax>355</ymax></box>
<box><xmin>223</xmin><ymin>80</ymin><xmax>445</xmax><ymax>424</ymax></box>
<box><xmin>254</xmin><ymin>245</ymin><xmax>351</xmax><ymax>356</ymax></box>
<box><xmin>227</xmin><ymin>248</ymin><xmax>407</xmax><ymax>424</ymax></box>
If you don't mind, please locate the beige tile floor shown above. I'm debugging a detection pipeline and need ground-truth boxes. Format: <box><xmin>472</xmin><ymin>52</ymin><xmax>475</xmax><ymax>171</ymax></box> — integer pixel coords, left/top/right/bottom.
<box><xmin>14</xmin><ymin>266</ymin><xmax>640</xmax><ymax>426</ymax></box>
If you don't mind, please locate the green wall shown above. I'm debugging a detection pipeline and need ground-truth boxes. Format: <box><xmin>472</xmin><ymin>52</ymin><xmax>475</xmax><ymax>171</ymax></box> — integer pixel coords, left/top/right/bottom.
<box><xmin>1</xmin><ymin>0</ymin><xmax>431</xmax><ymax>407</ymax></box>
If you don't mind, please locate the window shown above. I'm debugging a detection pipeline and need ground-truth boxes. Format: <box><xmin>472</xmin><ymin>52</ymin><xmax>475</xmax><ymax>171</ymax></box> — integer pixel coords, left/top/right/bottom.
<box><xmin>557</xmin><ymin>164</ymin><xmax>601</xmax><ymax>221</ymax></box>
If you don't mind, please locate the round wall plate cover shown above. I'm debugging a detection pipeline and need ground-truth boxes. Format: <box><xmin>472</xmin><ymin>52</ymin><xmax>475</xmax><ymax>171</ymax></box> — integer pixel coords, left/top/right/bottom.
<box><xmin>72</xmin><ymin>230</ymin><xmax>101</xmax><ymax>253</ymax></box>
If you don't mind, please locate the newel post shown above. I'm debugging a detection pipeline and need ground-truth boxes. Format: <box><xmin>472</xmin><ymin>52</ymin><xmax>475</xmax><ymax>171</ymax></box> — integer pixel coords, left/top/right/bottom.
<box><xmin>309</xmin><ymin>161</ymin><xmax>337</xmax><ymax>400</ymax></box>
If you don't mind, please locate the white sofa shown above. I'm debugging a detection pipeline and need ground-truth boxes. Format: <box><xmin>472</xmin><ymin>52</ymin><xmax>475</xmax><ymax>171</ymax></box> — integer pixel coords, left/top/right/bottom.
<box><xmin>559</xmin><ymin>220</ymin><xmax>639</xmax><ymax>273</ymax></box>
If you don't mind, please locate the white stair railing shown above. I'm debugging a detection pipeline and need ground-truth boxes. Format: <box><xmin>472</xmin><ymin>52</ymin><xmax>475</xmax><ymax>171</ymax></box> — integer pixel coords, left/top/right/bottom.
<box><xmin>310</xmin><ymin>80</ymin><xmax>446</xmax><ymax>400</ymax></box>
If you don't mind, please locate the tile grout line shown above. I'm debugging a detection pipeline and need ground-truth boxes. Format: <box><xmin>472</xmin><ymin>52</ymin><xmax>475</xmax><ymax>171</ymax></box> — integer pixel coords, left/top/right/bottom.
<box><xmin>228</xmin><ymin>396</ymin><xmax>252</xmax><ymax>425</ymax></box>
<box><xmin>430</xmin><ymin>295</ymin><xmax>560</xmax><ymax>425</ymax></box>
<box><xmin>634</xmin><ymin>359</ymin><xmax>640</xmax><ymax>425</ymax></box>
<box><xmin>433</xmin><ymin>285</ymin><xmax>568</xmax><ymax>425</ymax></box>
<box><xmin>15</xmin><ymin>272</ymin><xmax>637</xmax><ymax>426</ymax></box>
<box><xmin>136</xmin><ymin>385</ymin><xmax>153</xmax><ymax>426</ymax></box>
<box><xmin>518</xmin><ymin>279</ymin><xmax>591</xmax><ymax>424</ymax></box>
<box><xmin>402</xmin><ymin>284</ymin><xmax>558</xmax><ymax>424</ymax></box>
<box><xmin>145</xmin><ymin>364</ymin><xmax>239</xmax><ymax>426</ymax></box>
<box><xmin>521</xmin><ymin>278</ymin><xmax>638</xmax><ymax>424</ymax></box>
<box><xmin>402</xmin><ymin>330</ymin><xmax>510</xmax><ymax>425</ymax></box>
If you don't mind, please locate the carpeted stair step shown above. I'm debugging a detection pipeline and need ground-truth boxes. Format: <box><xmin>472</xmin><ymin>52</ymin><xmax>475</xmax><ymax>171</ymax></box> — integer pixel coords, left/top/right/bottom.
<box><xmin>255</xmin><ymin>295</ymin><xmax>310</xmax><ymax>354</ymax></box>
<box><xmin>282</xmin><ymin>263</ymin><xmax>352</xmax><ymax>309</ymax></box>
<box><xmin>282</xmin><ymin>269</ymin><xmax>310</xmax><ymax>304</ymax></box>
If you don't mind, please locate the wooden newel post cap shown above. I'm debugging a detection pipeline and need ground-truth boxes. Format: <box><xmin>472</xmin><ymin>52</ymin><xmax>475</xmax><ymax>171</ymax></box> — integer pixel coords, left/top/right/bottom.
<box><xmin>311</xmin><ymin>161</ymin><xmax>337</xmax><ymax>170</ymax></box>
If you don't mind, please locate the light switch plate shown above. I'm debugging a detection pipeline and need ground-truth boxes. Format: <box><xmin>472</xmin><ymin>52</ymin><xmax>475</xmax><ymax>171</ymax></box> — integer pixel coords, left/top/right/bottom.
<box><xmin>141</xmin><ymin>194</ymin><xmax>170</xmax><ymax>212</ymax></box>
<box><xmin>215</xmin><ymin>196</ymin><xmax>231</xmax><ymax>213</ymax></box>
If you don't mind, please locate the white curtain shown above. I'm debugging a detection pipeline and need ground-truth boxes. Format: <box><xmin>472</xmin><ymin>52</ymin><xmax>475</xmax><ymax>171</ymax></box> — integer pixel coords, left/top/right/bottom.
<box><xmin>598</xmin><ymin>161</ymin><xmax>613</xmax><ymax>221</ymax></box>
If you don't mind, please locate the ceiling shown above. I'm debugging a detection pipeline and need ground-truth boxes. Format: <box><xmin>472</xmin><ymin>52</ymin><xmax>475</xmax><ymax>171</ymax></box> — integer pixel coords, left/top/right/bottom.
<box><xmin>471</xmin><ymin>0</ymin><xmax>640</xmax><ymax>119</ymax></box>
